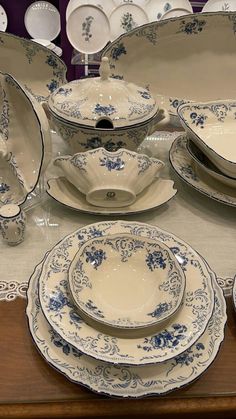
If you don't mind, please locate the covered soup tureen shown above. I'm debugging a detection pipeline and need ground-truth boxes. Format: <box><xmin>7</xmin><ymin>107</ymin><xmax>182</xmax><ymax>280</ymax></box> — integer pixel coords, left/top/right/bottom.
<box><xmin>48</xmin><ymin>57</ymin><xmax>169</xmax><ymax>152</ymax></box>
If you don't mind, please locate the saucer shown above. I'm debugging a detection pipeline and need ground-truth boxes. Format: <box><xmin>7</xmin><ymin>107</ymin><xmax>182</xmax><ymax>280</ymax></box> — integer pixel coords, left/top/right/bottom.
<box><xmin>46</xmin><ymin>176</ymin><xmax>177</xmax><ymax>215</ymax></box>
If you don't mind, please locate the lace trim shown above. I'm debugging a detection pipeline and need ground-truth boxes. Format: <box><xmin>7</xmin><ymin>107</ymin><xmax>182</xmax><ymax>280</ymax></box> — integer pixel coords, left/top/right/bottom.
<box><xmin>0</xmin><ymin>281</ymin><xmax>28</xmax><ymax>302</ymax></box>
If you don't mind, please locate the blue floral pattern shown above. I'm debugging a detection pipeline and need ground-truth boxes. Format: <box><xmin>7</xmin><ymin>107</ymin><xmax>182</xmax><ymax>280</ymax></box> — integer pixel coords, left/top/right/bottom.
<box><xmin>121</xmin><ymin>12</ymin><xmax>137</xmax><ymax>32</ymax></box>
<box><xmin>146</xmin><ymin>250</ymin><xmax>167</xmax><ymax>271</ymax></box>
<box><xmin>178</xmin><ymin>17</ymin><xmax>206</xmax><ymax>35</ymax></box>
<box><xmin>138</xmin><ymin>324</ymin><xmax>188</xmax><ymax>352</ymax></box>
<box><xmin>0</xmin><ymin>183</ymin><xmax>10</xmax><ymax>194</ymax></box>
<box><xmin>110</xmin><ymin>42</ymin><xmax>127</xmax><ymax>61</ymax></box>
<box><xmin>138</xmin><ymin>90</ymin><xmax>151</xmax><ymax>100</ymax></box>
<box><xmin>190</xmin><ymin>111</ymin><xmax>207</xmax><ymax>128</ymax></box>
<box><xmin>85</xmin><ymin>300</ymin><xmax>104</xmax><ymax>318</ymax></box>
<box><xmin>82</xmin><ymin>16</ymin><xmax>94</xmax><ymax>42</ymax></box>
<box><xmin>93</xmin><ymin>104</ymin><xmax>116</xmax><ymax>116</ymax></box>
<box><xmin>99</xmin><ymin>156</ymin><xmax>125</xmax><ymax>171</ymax></box>
<box><xmin>148</xmin><ymin>302</ymin><xmax>172</xmax><ymax>318</ymax></box>
<box><xmin>85</xmin><ymin>247</ymin><xmax>106</xmax><ymax>270</ymax></box>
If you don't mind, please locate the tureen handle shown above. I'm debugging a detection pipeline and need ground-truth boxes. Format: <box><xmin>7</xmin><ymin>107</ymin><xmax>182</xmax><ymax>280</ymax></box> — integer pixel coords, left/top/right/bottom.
<box><xmin>99</xmin><ymin>57</ymin><xmax>110</xmax><ymax>81</ymax></box>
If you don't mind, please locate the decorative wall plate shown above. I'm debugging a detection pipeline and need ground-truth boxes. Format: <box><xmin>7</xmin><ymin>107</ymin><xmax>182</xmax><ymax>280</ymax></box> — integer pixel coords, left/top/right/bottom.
<box><xmin>202</xmin><ymin>0</ymin><xmax>236</xmax><ymax>12</ymax></box>
<box><xmin>0</xmin><ymin>5</ymin><xmax>7</xmax><ymax>32</ymax></box>
<box><xmin>169</xmin><ymin>135</ymin><xmax>236</xmax><ymax>207</ymax></box>
<box><xmin>27</xmin><ymin>259</ymin><xmax>226</xmax><ymax>398</ymax></box>
<box><xmin>109</xmin><ymin>3</ymin><xmax>149</xmax><ymax>41</ymax></box>
<box><xmin>24</xmin><ymin>1</ymin><xmax>61</xmax><ymax>41</ymax></box>
<box><xmin>66</xmin><ymin>0</ymin><xmax>116</xmax><ymax>20</ymax></box>
<box><xmin>68</xmin><ymin>234</ymin><xmax>186</xmax><ymax>329</ymax></box>
<box><xmin>46</xmin><ymin>177</ymin><xmax>177</xmax><ymax>215</ymax></box>
<box><xmin>66</xmin><ymin>4</ymin><xmax>110</xmax><ymax>54</ymax></box>
<box><xmin>146</xmin><ymin>0</ymin><xmax>192</xmax><ymax>21</ymax></box>
<box><xmin>38</xmin><ymin>220</ymin><xmax>214</xmax><ymax>366</ymax></box>
<box><xmin>0</xmin><ymin>72</ymin><xmax>51</xmax><ymax>206</ymax></box>
<box><xmin>0</xmin><ymin>32</ymin><xmax>67</xmax><ymax>102</ymax></box>
<box><xmin>103</xmin><ymin>12</ymin><xmax>236</xmax><ymax>123</ymax></box>
<box><xmin>161</xmin><ymin>7</ymin><xmax>193</xmax><ymax>19</ymax></box>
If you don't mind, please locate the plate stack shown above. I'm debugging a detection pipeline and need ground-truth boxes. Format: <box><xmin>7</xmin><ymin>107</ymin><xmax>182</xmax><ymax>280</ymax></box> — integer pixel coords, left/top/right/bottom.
<box><xmin>26</xmin><ymin>220</ymin><xmax>226</xmax><ymax>397</ymax></box>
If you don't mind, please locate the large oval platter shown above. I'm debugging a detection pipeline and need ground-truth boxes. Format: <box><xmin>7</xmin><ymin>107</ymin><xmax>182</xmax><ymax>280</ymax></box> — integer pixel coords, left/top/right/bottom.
<box><xmin>103</xmin><ymin>12</ymin><xmax>236</xmax><ymax>123</ymax></box>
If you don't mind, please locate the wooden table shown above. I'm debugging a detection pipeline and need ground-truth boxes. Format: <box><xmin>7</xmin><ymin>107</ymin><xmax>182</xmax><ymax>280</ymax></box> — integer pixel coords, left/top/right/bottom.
<box><xmin>0</xmin><ymin>294</ymin><xmax>236</xmax><ymax>419</ymax></box>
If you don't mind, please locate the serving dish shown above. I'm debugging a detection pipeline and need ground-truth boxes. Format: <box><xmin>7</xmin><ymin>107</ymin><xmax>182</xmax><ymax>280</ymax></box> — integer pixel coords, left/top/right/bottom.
<box><xmin>53</xmin><ymin>147</ymin><xmax>165</xmax><ymax>207</ymax></box>
<box><xmin>48</xmin><ymin>57</ymin><xmax>169</xmax><ymax>152</ymax></box>
<box><xmin>66</xmin><ymin>4</ymin><xmax>110</xmax><ymax>54</ymax></box>
<box><xmin>38</xmin><ymin>220</ymin><xmax>214</xmax><ymax>366</ymax></box>
<box><xmin>24</xmin><ymin>1</ymin><xmax>61</xmax><ymax>42</ymax></box>
<box><xmin>68</xmin><ymin>234</ymin><xmax>185</xmax><ymax>329</ymax></box>
<box><xmin>146</xmin><ymin>0</ymin><xmax>192</xmax><ymax>21</ymax></box>
<box><xmin>187</xmin><ymin>140</ymin><xmax>236</xmax><ymax>188</ymax></box>
<box><xmin>177</xmin><ymin>100</ymin><xmax>236</xmax><ymax>178</ymax></box>
<box><xmin>27</xmin><ymin>240</ymin><xmax>226</xmax><ymax>397</ymax></box>
<box><xmin>169</xmin><ymin>135</ymin><xmax>236</xmax><ymax>206</ymax></box>
<box><xmin>109</xmin><ymin>3</ymin><xmax>149</xmax><ymax>41</ymax></box>
<box><xmin>47</xmin><ymin>176</ymin><xmax>177</xmax><ymax>215</ymax></box>
<box><xmin>0</xmin><ymin>72</ymin><xmax>51</xmax><ymax>206</ymax></box>
<box><xmin>103</xmin><ymin>12</ymin><xmax>236</xmax><ymax>124</ymax></box>
<box><xmin>0</xmin><ymin>31</ymin><xmax>67</xmax><ymax>102</ymax></box>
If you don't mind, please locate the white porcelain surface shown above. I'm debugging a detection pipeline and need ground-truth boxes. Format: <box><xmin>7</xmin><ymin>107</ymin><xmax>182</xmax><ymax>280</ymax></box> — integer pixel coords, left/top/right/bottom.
<box><xmin>169</xmin><ymin>135</ymin><xmax>236</xmax><ymax>207</ymax></box>
<box><xmin>0</xmin><ymin>204</ymin><xmax>26</xmax><ymax>245</ymax></box>
<box><xmin>38</xmin><ymin>220</ymin><xmax>214</xmax><ymax>366</ymax></box>
<box><xmin>146</xmin><ymin>0</ymin><xmax>192</xmax><ymax>21</ymax></box>
<box><xmin>0</xmin><ymin>72</ymin><xmax>51</xmax><ymax>206</ymax></box>
<box><xmin>69</xmin><ymin>234</ymin><xmax>185</xmax><ymax>329</ymax></box>
<box><xmin>27</xmin><ymin>259</ymin><xmax>226</xmax><ymax>398</ymax></box>
<box><xmin>178</xmin><ymin>100</ymin><xmax>236</xmax><ymax>178</ymax></box>
<box><xmin>24</xmin><ymin>1</ymin><xmax>61</xmax><ymax>41</ymax></box>
<box><xmin>66</xmin><ymin>0</ymin><xmax>116</xmax><ymax>20</ymax></box>
<box><xmin>187</xmin><ymin>140</ymin><xmax>236</xmax><ymax>189</ymax></box>
<box><xmin>202</xmin><ymin>0</ymin><xmax>236</xmax><ymax>12</ymax></box>
<box><xmin>0</xmin><ymin>32</ymin><xmax>67</xmax><ymax>102</ymax></box>
<box><xmin>233</xmin><ymin>277</ymin><xmax>236</xmax><ymax>311</ymax></box>
<box><xmin>46</xmin><ymin>177</ymin><xmax>177</xmax><ymax>215</ymax></box>
<box><xmin>104</xmin><ymin>12</ymin><xmax>236</xmax><ymax>123</ymax></box>
<box><xmin>54</xmin><ymin>148</ymin><xmax>165</xmax><ymax>208</ymax></box>
<box><xmin>66</xmin><ymin>5</ymin><xmax>110</xmax><ymax>54</ymax></box>
<box><xmin>114</xmin><ymin>0</ymin><xmax>149</xmax><ymax>6</ymax></box>
<box><xmin>0</xmin><ymin>5</ymin><xmax>7</xmax><ymax>31</ymax></box>
<box><xmin>161</xmin><ymin>7</ymin><xmax>192</xmax><ymax>19</ymax></box>
<box><xmin>109</xmin><ymin>3</ymin><xmax>149</xmax><ymax>41</ymax></box>
<box><xmin>31</xmin><ymin>38</ymin><xmax>51</xmax><ymax>47</ymax></box>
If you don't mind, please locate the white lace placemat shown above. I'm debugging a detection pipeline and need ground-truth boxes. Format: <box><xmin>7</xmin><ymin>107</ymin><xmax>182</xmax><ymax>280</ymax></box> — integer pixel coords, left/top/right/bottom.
<box><xmin>1</xmin><ymin>131</ymin><xmax>235</xmax><ymax>302</ymax></box>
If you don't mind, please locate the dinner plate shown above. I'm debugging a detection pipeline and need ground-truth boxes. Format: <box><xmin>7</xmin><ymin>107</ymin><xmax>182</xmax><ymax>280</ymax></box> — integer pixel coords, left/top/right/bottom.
<box><xmin>68</xmin><ymin>234</ymin><xmax>186</xmax><ymax>329</ymax></box>
<box><xmin>38</xmin><ymin>220</ymin><xmax>214</xmax><ymax>366</ymax></box>
<box><xmin>0</xmin><ymin>72</ymin><xmax>51</xmax><ymax>206</ymax></box>
<box><xmin>27</xmin><ymin>259</ymin><xmax>226</xmax><ymax>398</ymax></box>
<box><xmin>109</xmin><ymin>3</ymin><xmax>149</xmax><ymax>41</ymax></box>
<box><xmin>103</xmin><ymin>12</ymin><xmax>236</xmax><ymax>124</ymax></box>
<box><xmin>146</xmin><ymin>0</ymin><xmax>192</xmax><ymax>21</ymax></box>
<box><xmin>24</xmin><ymin>1</ymin><xmax>61</xmax><ymax>41</ymax></box>
<box><xmin>169</xmin><ymin>135</ymin><xmax>236</xmax><ymax>207</ymax></box>
<box><xmin>0</xmin><ymin>32</ymin><xmax>67</xmax><ymax>102</ymax></box>
<box><xmin>46</xmin><ymin>177</ymin><xmax>177</xmax><ymax>215</ymax></box>
<box><xmin>0</xmin><ymin>5</ymin><xmax>7</xmax><ymax>32</ymax></box>
<box><xmin>66</xmin><ymin>5</ymin><xmax>110</xmax><ymax>54</ymax></box>
<box><xmin>202</xmin><ymin>0</ymin><xmax>236</xmax><ymax>12</ymax></box>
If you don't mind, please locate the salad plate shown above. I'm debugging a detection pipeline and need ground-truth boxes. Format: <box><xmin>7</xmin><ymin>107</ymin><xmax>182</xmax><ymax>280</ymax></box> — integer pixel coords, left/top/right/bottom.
<box><xmin>46</xmin><ymin>176</ymin><xmax>177</xmax><ymax>215</ymax></box>
<box><xmin>0</xmin><ymin>31</ymin><xmax>66</xmax><ymax>102</ymax></box>
<box><xmin>68</xmin><ymin>234</ymin><xmax>186</xmax><ymax>330</ymax></box>
<box><xmin>145</xmin><ymin>0</ymin><xmax>192</xmax><ymax>21</ymax></box>
<box><xmin>27</xmin><ymin>258</ymin><xmax>226</xmax><ymax>398</ymax></box>
<box><xmin>187</xmin><ymin>140</ymin><xmax>236</xmax><ymax>189</ymax></box>
<box><xmin>66</xmin><ymin>5</ymin><xmax>110</xmax><ymax>54</ymax></box>
<box><xmin>0</xmin><ymin>5</ymin><xmax>7</xmax><ymax>32</ymax></box>
<box><xmin>0</xmin><ymin>72</ymin><xmax>51</xmax><ymax>206</ymax></box>
<box><xmin>24</xmin><ymin>1</ymin><xmax>61</xmax><ymax>41</ymax></box>
<box><xmin>38</xmin><ymin>220</ymin><xmax>214</xmax><ymax>366</ymax></box>
<box><xmin>109</xmin><ymin>3</ymin><xmax>149</xmax><ymax>41</ymax></box>
<box><xmin>202</xmin><ymin>0</ymin><xmax>236</xmax><ymax>12</ymax></box>
<box><xmin>169</xmin><ymin>135</ymin><xmax>236</xmax><ymax>207</ymax></box>
<box><xmin>104</xmin><ymin>12</ymin><xmax>236</xmax><ymax>124</ymax></box>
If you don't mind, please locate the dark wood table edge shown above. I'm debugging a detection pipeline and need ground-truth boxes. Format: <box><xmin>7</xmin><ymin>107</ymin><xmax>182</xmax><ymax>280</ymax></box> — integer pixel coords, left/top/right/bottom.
<box><xmin>1</xmin><ymin>395</ymin><xmax>236</xmax><ymax>419</ymax></box>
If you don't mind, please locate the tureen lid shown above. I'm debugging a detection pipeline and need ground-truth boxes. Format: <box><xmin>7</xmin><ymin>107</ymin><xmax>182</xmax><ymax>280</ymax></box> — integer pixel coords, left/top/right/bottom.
<box><xmin>48</xmin><ymin>57</ymin><xmax>158</xmax><ymax>129</ymax></box>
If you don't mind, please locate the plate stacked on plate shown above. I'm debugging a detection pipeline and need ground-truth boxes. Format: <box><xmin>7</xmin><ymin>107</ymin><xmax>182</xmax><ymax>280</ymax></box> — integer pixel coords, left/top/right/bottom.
<box><xmin>26</xmin><ymin>220</ymin><xmax>226</xmax><ymax>398</ymax></box>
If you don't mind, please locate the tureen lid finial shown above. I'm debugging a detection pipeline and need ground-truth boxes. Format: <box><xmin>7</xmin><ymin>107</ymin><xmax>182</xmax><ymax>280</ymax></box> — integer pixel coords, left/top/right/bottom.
<box><xmin>99</xmin><ymin>57</ymin><xmax>110</xmax><ymax>81</ymax></box>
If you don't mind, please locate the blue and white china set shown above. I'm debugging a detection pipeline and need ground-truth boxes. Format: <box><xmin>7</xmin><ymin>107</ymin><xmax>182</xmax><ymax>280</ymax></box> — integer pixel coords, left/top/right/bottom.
<box><xmin>1</xmin><ymin>2</ymin><xmax>235</xmax><ymax>399</ymax></box>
